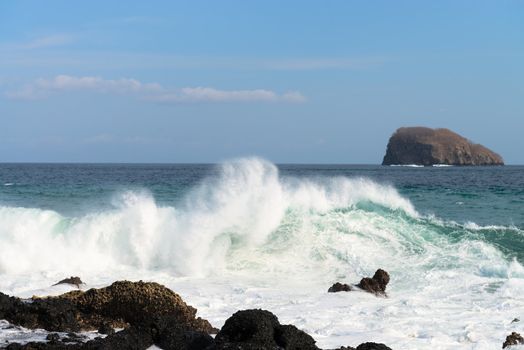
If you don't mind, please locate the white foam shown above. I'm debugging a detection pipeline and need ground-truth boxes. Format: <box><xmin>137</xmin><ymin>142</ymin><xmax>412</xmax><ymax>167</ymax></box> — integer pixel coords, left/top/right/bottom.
<box><xmin>0</xmin><ymin>158</ymin><xmax>417</xmax><ymax>278</ymax></box>
<box><xmin>0</xmin><ymin>320</ymin><xmax>101</xmax><ymax>346</ymax></box>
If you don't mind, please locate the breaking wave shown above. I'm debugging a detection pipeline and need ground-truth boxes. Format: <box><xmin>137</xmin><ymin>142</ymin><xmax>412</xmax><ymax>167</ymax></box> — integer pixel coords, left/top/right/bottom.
<box><xmin>0</xmin><ymin>158</ymin><xmax>521</xmax><ymax>288</ymax></box>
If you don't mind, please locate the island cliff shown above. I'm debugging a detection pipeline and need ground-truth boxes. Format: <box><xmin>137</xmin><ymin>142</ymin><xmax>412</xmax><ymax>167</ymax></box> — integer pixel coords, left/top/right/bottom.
<box><xmin>382</xmin><ymin>127</ymin><xmax>504</xmax><ymax>166</ymax></box>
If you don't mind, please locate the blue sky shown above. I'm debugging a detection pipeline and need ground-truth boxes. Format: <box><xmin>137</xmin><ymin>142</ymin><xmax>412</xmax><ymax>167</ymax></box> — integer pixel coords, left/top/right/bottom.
<box><xmin>0</xmin><ymin>1</ymin><xmax>522</xmax><ymax>163</ymax></box>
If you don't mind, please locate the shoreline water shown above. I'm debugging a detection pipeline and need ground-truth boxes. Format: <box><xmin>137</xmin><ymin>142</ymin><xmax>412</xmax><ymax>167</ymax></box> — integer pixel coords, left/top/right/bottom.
<box><xmin>1</xmin><ymin>159</ymin><xmax>523</xmax><ymax>349</ymax></box>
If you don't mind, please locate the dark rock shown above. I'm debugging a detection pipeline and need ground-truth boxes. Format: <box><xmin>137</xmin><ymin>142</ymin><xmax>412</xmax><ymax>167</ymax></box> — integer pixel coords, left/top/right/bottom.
<box><xmin>54</xmin><ymin>277</ymin><xmax>84</xmax><ymax>288</ymax></box>
<box><xmin>0</xmin><ymin>280</ymin><xmax>215</xmax><ymax>334</ymax></box>
<box><xmin>6</xmin><ymin>343</ymin><xmax>64</xmax><ymax>350</ymax></box>
<box><xmin>214</xmin><ymin>344</ymin><xmax>271</xmax><ymax>350</ymax></box>
<box><xmin>61</xmin><ymin>333</ymin><xmax>86</xmax><ymax>343</ymax></box>
<box><xmin>61</xmin><ymin>280</ymin><xmax>215</xmax><ymax>333</ymax></box>
<box><xmin>83</xmin><ymin>326</ymin><xmax>154</xmax><ymax>350</ymax></box>
<box><xmin>180</xmin><ymin>330</ymin><xmax>215</xmax><ymax>350</ymax></box>
<box><xmin>371</xmin><ymin>270</ymin><xmax>390</xmax><ymax>289</ymax></box>
<box><xmin>382</xmin><ymin>127</ymin><xmax>504</xmax><ymax>166</ymax></box>
<box><xmin>357</xmin><ymin>269</ymin><xmax>390</xmax><ymax>296</ymax></box>
<box><xmin>215</xmin><ymin>309</ymin><xmax>280</xmax><ymax>348</ymax></box>
<box><xmin>97</xmin><ymin>323</ymin><xmax>115</xmax><ymax>335</ymax></box>
<box><xmin>3</xmin><ymin>317</ymin><xmax>210</xmax><ymax>349</ymax></box>
<box><xmin>328</xmin><ymin>282</ymin><xmax>353</xmax><ymax>293</ymax></box>
<box><xmin>6</xmin><ymin>296</ymin><xmax>83</xmax><ymax>332</ymax></box>
<box><xmin>503</xmin><ymin>332</ymin><xmax>524</xmax><ymax>348</ymax></box>
<box><xmin>274</xmin><ymin>324</ymin><xmax>318</xmax><ymax>350</ymax></box>
<box><xmin>215</xmin><ymin>309</ymin><xmax>319</xmax><ymax>350</ymax></box>
<box><xmin>1</xmin><ymin>280</ymin><xmax>223</xmax><ymax>349</ymax></box>
<box><xmin>356</xmin><ymin>343</ymin><xmax>392</xmax><ymax>350</ymax></box>
<box><xmin>45</xmin><ymin>333</ymin><xmax>60</xmax><ymax>343</ymax></box>
<box><xmin>1</xmin><ymin>282</ymin><xmax>395</xmax><ymax>350</ymax></box>
<box><xmin>330</xmin><ymin>342</ymin><xmax>391</xmax><ymax>350</ymax></box>
<box><xmin>144</xmin><ymin>314</ymin><xmax>215</xmax><ymax>350</ymax></box>
<box><xmin>155</xmin><ymin>326</ymin><xmax>215</xmax><ymax>350</ymax></box>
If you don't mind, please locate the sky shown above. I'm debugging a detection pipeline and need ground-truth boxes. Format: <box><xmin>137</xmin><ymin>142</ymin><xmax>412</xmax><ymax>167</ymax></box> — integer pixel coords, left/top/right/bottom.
<box><xmin>0</xmin><ymin>1</ymin><xmax>523</xmax><ymax>164</ymax></box>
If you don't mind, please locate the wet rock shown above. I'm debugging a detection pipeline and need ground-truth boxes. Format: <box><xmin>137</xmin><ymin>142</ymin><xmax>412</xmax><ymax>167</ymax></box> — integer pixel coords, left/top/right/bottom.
<box><xmin>215</xmin><ymin>344</ymin><xmax>270</xmax><ymax>350</ymax></box>
<box><xmin>274</xmin><ymin>324</ymin><xmax>318</xmax><ymax>349</ymax></box>
<box><xmin>61</xmin><ymin>333</ymin><xmax>86</xmax><ymax>344</ymax></box>
<box><xmin>83</xmin><ymin>326</ymin><xmax>154</xmax><ymax>350</ymax></box>
<box><xmin>6</xmin><ymin>295</ymin><xmax>82</xmax><ymax>332</ymax></box>
<box><xmin>140</xmin><ymin>314</ymin><xmax>215</xmax><ymax>350</ymax></box>
<box><xmin>215</xmin><ymin>309</ymin><xmax>318</xmax><ymax>350</ymax></box>
<box><xmin>328</xmin><ymin>282</ymin><xmax>353</xmax><ymax>293</ymax></box>
<box><xmin>61</xmin><ymin>280</ymin><xmax>215</xmax><ymax>333</ymax></box>
<box><xmin>0</xmin><ymin>281</ymin><xmax>215</xmax><ymax>334</ymax></box>
<box><xmin>155</xmin><ymin>326</ymin><xmax>215</xmax><ymax>350</ymax></box>
<box><xmin>97</xmin><ymin>323</ymin><xmax>115</xmax><ymax>335</ymax></box>
<box><xmin>54</xmin><ymin>277</ymin><xmax>84</xmax><ymax>288</ymax></box>
<box><xmin>45</xmin><ymin>333</ymin><xmax>60</xmax><ymax>343</ymax></box>
<box><xmin>6</xmin><ymin>343</ymin><xmax>63</xmax><ymax>350</ymax></box>
<box><xmin>1</xmin><ymin>282</ymin><xmax>394</xmax><ymax>350</ymax></box>
<box><xmin>215</xmin><ymin>309</ymin><xmax>280</xmax><ymax>348</ymax></box>
<box><xmin>503</xmin><ymin>332</ymin><xmax>524</xmax><ymax>348</ymax></box>
<box><xmin>357</xmin><ymin>269</ymin><xmax>390</xmax><ymax>296</ymax></box>
<box><xmin>356</xmin><ymin>343</ymin><xmax>392</xmax><ymax>350</ymax></box>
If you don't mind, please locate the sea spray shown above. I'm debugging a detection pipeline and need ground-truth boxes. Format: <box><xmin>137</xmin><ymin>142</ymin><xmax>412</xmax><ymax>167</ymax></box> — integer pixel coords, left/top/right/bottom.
<box><xmin>0</xmin><ymin>158</ymin><xmax>519</xmax><ymax>282</ymax></box>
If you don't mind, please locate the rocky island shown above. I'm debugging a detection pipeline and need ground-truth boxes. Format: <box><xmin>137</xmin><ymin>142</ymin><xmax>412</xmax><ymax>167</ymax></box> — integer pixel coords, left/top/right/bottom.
<box><xmin>382</xmin><ymin>127</ymin><xmax>504</xmax><ymax>166</ymax></box>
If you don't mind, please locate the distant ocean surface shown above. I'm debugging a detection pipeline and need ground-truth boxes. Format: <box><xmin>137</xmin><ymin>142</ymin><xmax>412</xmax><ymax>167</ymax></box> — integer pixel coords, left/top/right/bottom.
<box><xmin>1</xmin><ymin>158</ymin><xmax>523</xmax><ymax>349</ymax></box>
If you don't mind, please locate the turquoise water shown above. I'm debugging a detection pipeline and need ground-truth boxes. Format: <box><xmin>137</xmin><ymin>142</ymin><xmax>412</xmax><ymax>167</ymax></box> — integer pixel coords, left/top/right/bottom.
<box><xmin>1</xmin><ymin>162</ymin><xmax>522</xmax><ymax>262</ymax></box>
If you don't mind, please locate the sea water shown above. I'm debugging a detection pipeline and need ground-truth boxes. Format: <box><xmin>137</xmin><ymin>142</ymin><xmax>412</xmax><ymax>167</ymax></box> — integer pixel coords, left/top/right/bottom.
<box><xmin>0</xmin><ymin>158</ymin><xmax>523</xmax><ymax>349</ymax></box>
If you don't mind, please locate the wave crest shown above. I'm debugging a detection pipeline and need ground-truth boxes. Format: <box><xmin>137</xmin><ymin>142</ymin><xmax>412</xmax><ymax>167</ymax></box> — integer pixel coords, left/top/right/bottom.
<box><xmin>0</xmin><ymin>158</ymin><xmax>518</xmax><ymax>285</ymax></box>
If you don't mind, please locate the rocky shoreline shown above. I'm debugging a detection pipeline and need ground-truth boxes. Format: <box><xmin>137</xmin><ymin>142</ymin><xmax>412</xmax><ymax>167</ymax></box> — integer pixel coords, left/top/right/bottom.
<box><xmin>0</xmin><ymin>280</ymin><xmax>392</xmax><ymax>350</ymax></box>
<box><xmin>2</xmin><ymin>275</ymin><xmax>522</xmax><ymax>349</ymax></box>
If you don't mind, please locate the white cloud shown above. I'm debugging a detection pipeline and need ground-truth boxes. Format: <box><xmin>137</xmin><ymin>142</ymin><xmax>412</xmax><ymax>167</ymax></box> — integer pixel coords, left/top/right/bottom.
<box><xmin>36</xmin><ymin>75</ymin><xmax>161</xmax><ymax>92</ymax></box>
<box><xmin>6</xmin><ymin>75</ymin><xmax>305</xmax><ymax>103</ymax></box>
<box><xmin>149</xmin><ymin>87</ymin><xmax>306</xmax><ymax>103</ymax></box>
<box><xmin>6</xmin><ymin>75</ymin><xmax>162</xmax><ymax>99</ymax></box>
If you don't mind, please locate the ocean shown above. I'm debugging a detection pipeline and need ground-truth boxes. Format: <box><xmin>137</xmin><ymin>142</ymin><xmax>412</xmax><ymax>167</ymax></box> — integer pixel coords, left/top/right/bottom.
<box><xmin>1</xmin><ymin>158</ymin><xmax>523</xmax><ymax>349</ymax></box>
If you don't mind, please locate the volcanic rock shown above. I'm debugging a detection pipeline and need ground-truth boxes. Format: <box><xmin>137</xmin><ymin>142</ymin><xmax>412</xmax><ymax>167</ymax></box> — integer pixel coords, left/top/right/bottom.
<box><xmin>0</xmin><ymin>281</ymin><xmax>214</xmax><ymax>333</ymax></box>
<box><xmin>1</xmin><ymin>283</ymin><xmax>396</xmax><ymax>350</ymax></box>
<box><xmin>332</xmin><ymin>343</ymin><xmax>392</xmax><ymax>350</ymax></box>
<box><xmin>503</xmin><ymin>332</ymin><xmax>524</xmax><ymax>348</ymax></box>
<box><xmin>357</xmin><ymin>269</ymin><xmax>390</xmax><ymax>296</ymax></box>
<box><xmin>356</xmin><ymin>343</ymin><xmax>392</xmax><ymax>350</ymax></box>
<box><xmin>328</xmin><ymin>282</ymin><xmax>353</xmax><ymax>293</ymax></box>
<box><xmin>382</xmin><ymin>127</ymin><xmax>504</xmax><ymax>166</ymax></box>
<box><xmin>61</xmin><ymin>280</ymin><xmax>215</xmax><ymax>332</ymax></box>
<box><xmin>53</xmin><ymin>277</ymin><xmax>84</xmax><ymax>288</ymax></box>
<box><xmin>45</xmin><ymin>333</ymin><xmax>60</xmax><ymax>343</ymax></box>
<box><xmin>215</xmin><ymin>309</ymin><xmax>319</xmax><ymax>350</ymax></box>
<box><xmin>97</xmin><ymin>323</ymin><xmax>115</xmax><ymax>335</ymax></box>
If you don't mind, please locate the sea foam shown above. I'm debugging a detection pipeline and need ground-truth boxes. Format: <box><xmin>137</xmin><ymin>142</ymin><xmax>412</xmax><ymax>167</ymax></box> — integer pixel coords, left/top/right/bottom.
<box><xmin>0</xmin><ymin>158</ymin><xmax>418</xmax><ymax>279</ymax></box>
